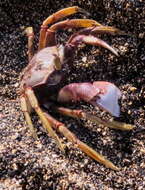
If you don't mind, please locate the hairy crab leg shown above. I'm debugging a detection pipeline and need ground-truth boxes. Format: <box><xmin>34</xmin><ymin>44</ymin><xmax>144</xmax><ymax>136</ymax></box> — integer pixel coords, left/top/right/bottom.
<box><xmin>20</xmin><ymin>95</ymin><xmax>38</xmax><ymax>139</ymax></box>
<box><xmin>38</xmin><ymin>6</ymin><xmax>89</xmax><ymax>50</ymax></box>
<box><xmin>25</xmin><ymin>88</ymin><xmax>65</xmax><ymax>152</ymax></box>
<box><xmin>56</xmin><ymin>107</ymin><xmax>134</xmax><ymax>131</ymax></box>
<box><xmin>43</xmin><ymin>111</ymin><xmax>119</xmax><ymax>170</ymax></box>
<box><xmin>24</xmin><ymin>27</ymin><xmax>34</xmax><ymax>61</ymax></box>
<box><xmin>44</xmin><ymin>19</ymin><xmax>101</xmax><ymax>47</ymax></box>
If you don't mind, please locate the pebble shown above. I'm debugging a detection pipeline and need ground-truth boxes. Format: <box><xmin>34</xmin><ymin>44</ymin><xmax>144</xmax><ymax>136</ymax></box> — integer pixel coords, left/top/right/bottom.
<box><xmin>82</xmin><ymin>56</ymin><xmax>87</xmax><ymax>63</ymax></box>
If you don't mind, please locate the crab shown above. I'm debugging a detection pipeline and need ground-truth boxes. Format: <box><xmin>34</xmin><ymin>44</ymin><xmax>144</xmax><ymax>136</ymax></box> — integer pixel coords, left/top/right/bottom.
<box><xmin>20</xmin><ymin>6</ymin><xmax>134</xmax><ymax>170</ymax></box>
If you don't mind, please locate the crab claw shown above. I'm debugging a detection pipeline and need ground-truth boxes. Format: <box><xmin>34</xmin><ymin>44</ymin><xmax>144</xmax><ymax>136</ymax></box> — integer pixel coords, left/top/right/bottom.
<box><xmin>91</xmin><ymin>82</ymin><xmax>121</xmax><ymax>117</ymax></box>
<box><xmin>58</xmin><ymin>81</ymin><xmax>121</xmax><ymax>117</ymax></box>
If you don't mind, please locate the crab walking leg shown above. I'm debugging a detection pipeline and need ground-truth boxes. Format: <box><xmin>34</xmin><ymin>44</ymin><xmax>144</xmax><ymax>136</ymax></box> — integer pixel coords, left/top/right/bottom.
<box><xmin>25</xmin><ymin>27</ymin><xmax>34</xmax><ymax>61</ymax></box>
<box><xmin>44</xmin><ymin>19</ymin><xmax>102</xmax><ymax>47</ymax></box>
<box><xmin>25</xmin><ymin>88</ymin><xmax>65</xmax><ymax>152</ymax></box>
<box><xmin>68</xmin><ymin>35</ymin><xmax>118</xmax><ymax>56</ymax></box>
<box><xmin>20</xmin><ymin>95</ymin><xmax>38</xmax><ymax>139</ymax></box>
<box><xmin>65</xmin><ymin>25</ymin><xmax>127</xmax><ymax>56</ymax></box>
<box><xmin>56</xmin><ymin>107</ymin><xmax>134</xmax><ymax>131</ymax></box>
<box><xmin>90</xmin><ymin>25</ymin><xmax>126</xmax><ymax>35</ymax></box>
<box><xmin>38</xmin><ymin>6</ymin><xmax>90</xmax><ymax>50</ymax></box>
<box><xmin>67</xmin><ymin>26</ymin><xmax>124</xmax><ymax>43</ymax></box>
<box><xmin>43</xmin><ymin>112</ymin><xmax>119</xmax><ymax>171</ymax></box>
<box><xmin>50</xmin><ymin>19</ymin><xmax>101</xmax><ymax>31</ymax></box>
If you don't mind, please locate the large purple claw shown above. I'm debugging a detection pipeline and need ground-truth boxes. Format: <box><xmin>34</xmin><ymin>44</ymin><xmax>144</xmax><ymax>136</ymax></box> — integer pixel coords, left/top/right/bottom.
<box><xmin>58</xmin><ymin>81</ymin><xmax>121</xmax><ymax>117</ymax></box>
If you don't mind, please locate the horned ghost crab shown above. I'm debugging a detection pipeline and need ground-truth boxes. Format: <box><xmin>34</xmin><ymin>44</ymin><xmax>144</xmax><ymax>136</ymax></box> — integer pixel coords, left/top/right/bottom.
<box><xmin>20</xmin><ymin>6</ymin><xmax>134</xmax><ymax>170</ymax></box>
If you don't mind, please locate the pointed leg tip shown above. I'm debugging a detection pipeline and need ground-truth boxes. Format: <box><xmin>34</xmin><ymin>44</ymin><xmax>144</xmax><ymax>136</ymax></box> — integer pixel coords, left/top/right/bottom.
<box><xmin>110</xmin><ymin>48</ymin><xmax>119</xmax><ymax>56</ymax></box>
<box><xmin>114</xmin><ymin>50</ymin><xmax>119</xmax><ymax>57</ymax></box>
<box><xmin>110</xmin><ymin>165</ymin><xmax>120</xmax><ymax>171</ymax></box>
<box><xmin>104</xmin><ymin>159</ymin><xmax>120</xmax><ymax>171</ymax></box>
<box><xmin>124</xmin><ymin>124</ymin><xmax>135</xmax><ymax>130</ymax></box>
<box><xmin>78</xmin><ymin>7</ymin><xmax>90</xmax><ymax>16</ymax></box>
<box><xmin>111</xmin><ymin>120</ymin><xmax>135</xmax><ymax>131</ymax></box>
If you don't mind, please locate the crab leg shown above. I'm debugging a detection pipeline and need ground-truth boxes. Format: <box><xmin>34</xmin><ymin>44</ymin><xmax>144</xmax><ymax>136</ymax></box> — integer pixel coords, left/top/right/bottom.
<box><xmin>25</xmin><ymin>87</ymin><xmax>65</xmax><ymax>152</ymax></box>
<box><xmin>25</xmin><ymin>27</ymin><xmax>34</xmax><ymax>61</ymax></box>
<box><xmin>56</xmin><ymin>107</ymin><xmax>134</xmax><ymax>131</ymax></box>
<box><xmin>89</xmin><ymin>25</ymin><xmax>125</xmax><ymax>35</ymax></box>
<box><xmin>43</xmin><ymin>111</ymin><xmax>119</xmax><ymax>170</ymax></box>
<box><xmin>50</xmin><ymin>19</ymin><xmax>101</xmax><ymax>31</ymax></box>
<box><xmin>68</xmin><ymin>34</ymin><xmax>118</xmax><ymax>56</ymax></box>
<box><xmin>64</xmin><ymin>25</ymin><xmax>126</xmax><ymax>56</ymax></box>
<box><xmin>39</xmin><ymin>6</ymin><xmax>90</xmax><ymax>50</ymax></box>
<box><xmin>20</xmin><ymin>95</ymin><xmax>37</xmax><ymax>139</ymax></box>
<box><xmin>68</xmin><ymin>25</ymin><xmax>124</xmax><ymax>37</ymax></box>
<box><xmin>44</xmin><ymin>19</ymin><xmax>101</xmax><ymax>47</ymax></box>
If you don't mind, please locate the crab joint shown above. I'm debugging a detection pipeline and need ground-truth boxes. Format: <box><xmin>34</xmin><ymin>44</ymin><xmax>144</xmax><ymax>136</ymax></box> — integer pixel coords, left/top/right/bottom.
<box><xmin>53</xmin><ymin>54</ymin><xmax>62</xmax><ymax>70</ymax></box>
